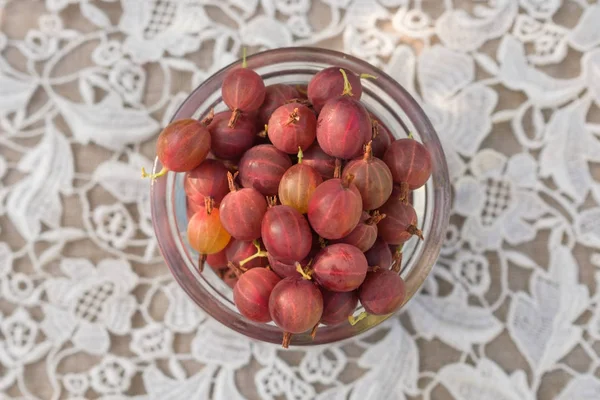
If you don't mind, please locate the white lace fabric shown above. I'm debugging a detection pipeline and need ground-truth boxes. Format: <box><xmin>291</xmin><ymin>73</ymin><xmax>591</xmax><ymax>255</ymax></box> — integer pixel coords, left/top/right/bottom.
<box><xmin>0</xmin><ymin>0</ymin><xmax>599</xmax><ymax>399</ymax></box>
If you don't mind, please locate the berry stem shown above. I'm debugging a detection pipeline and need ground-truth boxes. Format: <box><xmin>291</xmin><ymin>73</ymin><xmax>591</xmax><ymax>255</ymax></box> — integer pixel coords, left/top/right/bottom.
<box><xmin>334</xmin><ymin>159</ymin><xmax>342</xmax><ymax>179</ymax></box>
<box><xmin>227</xmin><ymin>261</ymin><xmax>246</xmax><ymax>277</ymax></box>
<box><xmin>339</xmin><ymin>68</ymin><xmax>353</xmax><ymax>97</ymax></box>
<box><xmin>239</xmin><ymin>249</ymin><xmax>268</xmax><ymax>267</ymax></box>
<box><xmin>408</xmin><ymin>131</ymin><xmax>414</xmax><ymax>139</ymax></box>
<box><xmin>227</xmin><ymin>171</ymin><xmax>238</xmax><ymax>192</ymax></box>
<box><xmin>200</xmin><ymin>108</ymin><xmax>215</xmax><ymax>126</ymax></box>
<box><xmin>141</xmin><ymin>166</ymin><xmax>167</xmax><ymax>180</ymax></box>
<box><xmin>295</xmin><ymin>262</ymin><xmax>313</xmax><ymax>280</ymax></box>
<box><xmin>363</xmin><ymin>141</ymin><xmax>373</xmax><ymax>161</ymax></box>
<box><xmin>360</xmin><ymin>73</ymin><xmax>378</xmax><ymax>80</ymax></box>
<box><xmin>285</xmin><ymin>108</ymin><xmax>300</xmax><ymax>125</ymax></box>
<box><xmin>228</xmin><ymin>109</ymin><xmax>241</xmax><ymax>128</ymax></box>
<box><xmin>348</xmin><ymin>312</ymin><xmax>367</xmax><ymax>326</ymax></box>
<box><xmin>371</xmin><ymin>120</ymin><xmax>380</xmax><ymax>139</ymax></box>
<box><xmin>342</xmin><ymin>173</ymin><xmax>355</xmax><ymax>189</ymax></box>
<box><xmin>366</xmin><ymin>210</ymin><xmax>386</xmax><ymax>225</ymax></box>
<box><xmin>310</xmin><ymin>324</ymin><xmax>318</xmax><ymax>339</ymax></box>
<box><xmin>267</xmin><ymin>196</ymin><xmax>278</xmax><ymax>208</ymax></box>
<box><xmin>318</xmin><ymin>236</ymin><xmax>327</xmax><ymax>249</ymax></box>
<box><xmin>407</xmin><ymin>225</ymin><xmax>424</xmax><ymax>240</ymax></box>
<box><xmin>204</xmin><ymin>197</ymin><xmax>214</xmax><ymax>215</ymax></box>
<box><xmin>282</xmin><ymin>332</ymin><xmax>292</xmax><ymax>348</ymax></box>
<box><xmin>391</xmin><ymin>244</ymin><xmax>404</xmax><ymax>272</ymax></box>
<box><xmin>198</xmin><ymin>254</ymin><xmax>207</xmax><ymax>272</ymax></box>
<box><xmin>257</xmin><ymin>125</ymin><xmax>268</xmax><ymax>138</ymax></box>
<box><xmin>399</xmin><ymin>182</ymin><xmax>410</xmax><ymax>205</ymax></box>
<box><xmin>297</xmin><ymin>147</ymin><xmax>304</xmax><ymax>164</ymax></box>
<box><xmin>242</xmin><ymin>47</ymin><xmax>247</xmax><ymax>68</ymax></box>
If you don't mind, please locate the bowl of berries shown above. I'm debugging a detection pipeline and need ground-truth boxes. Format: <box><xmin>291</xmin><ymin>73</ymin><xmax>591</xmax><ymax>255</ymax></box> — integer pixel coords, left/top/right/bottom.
<box><xmin>147</xmin><ymin>47</ymin><xmax>450</xmax><ymax>348</ymax></box>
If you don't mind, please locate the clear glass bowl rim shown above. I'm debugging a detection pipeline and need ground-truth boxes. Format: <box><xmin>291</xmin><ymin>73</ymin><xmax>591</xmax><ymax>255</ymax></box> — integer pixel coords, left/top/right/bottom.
<box><xmin>150</xmin><ymin>46</ymin><xmax>451</xmax><ymax>346</ymax></box>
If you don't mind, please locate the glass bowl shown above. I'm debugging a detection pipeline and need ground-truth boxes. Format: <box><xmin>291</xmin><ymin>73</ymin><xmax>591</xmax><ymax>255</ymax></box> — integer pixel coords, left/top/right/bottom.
<box><xmin>150</xmin><ymin>47</ymin><xmax>451</xmax><ymax>346</ymax></box>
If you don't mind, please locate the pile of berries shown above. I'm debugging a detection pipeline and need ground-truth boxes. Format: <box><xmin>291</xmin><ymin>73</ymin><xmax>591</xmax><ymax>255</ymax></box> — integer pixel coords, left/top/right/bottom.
<box><xmin>145</xmin><ymin>54</ymin><xmax>432</xmax><ymax>348</ymax></box>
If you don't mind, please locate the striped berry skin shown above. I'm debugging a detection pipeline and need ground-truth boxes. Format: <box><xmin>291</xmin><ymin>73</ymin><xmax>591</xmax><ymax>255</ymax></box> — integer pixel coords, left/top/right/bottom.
<box><xmin>238</xmin><ymin>145</ymin><xmax>292</xmax><ymax>196</ymax></box>
<box><xmin>261</xmin><ymin>205</ymin><xmax>313</xmax><ymax>264</ymax></box>
<box><xmin>234</xmin><ymin>268</ymin><xmax>281</xmax><ymax>323</ymax></box>
<box><xmin>316</xmin><ymin>96</ymin><xmax>371</xmax><ymax>160</ymax></box>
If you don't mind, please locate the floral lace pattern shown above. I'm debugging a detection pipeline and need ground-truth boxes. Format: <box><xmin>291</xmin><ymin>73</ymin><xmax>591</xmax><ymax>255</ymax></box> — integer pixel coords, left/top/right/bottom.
<box><xmin>0</xmin><ymin>0</ymin><xmax>599</xmax><ymax>398</ymax></box>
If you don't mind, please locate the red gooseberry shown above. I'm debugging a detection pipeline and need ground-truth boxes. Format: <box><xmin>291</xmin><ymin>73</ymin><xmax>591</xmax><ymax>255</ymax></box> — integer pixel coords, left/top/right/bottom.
<box><xmin>307</xmin><ymin>66</ymin><xmax>363</xmax><ymax>113</ymax></box>
<box><xmin>301</xmin><ymin>143</ymin><xmax>337</xmax><ymax>180</ymax></box>
<box><xmin>219</xmin><ymin>172</ymin><xmax>268</xmax><ymax>241</ymax></box>
<box><xmin>238</xmin><ymin>144</ymin><xmax>292</xmax><ymax>196</ymax></box>
<box><xmin>307</xmin><ymin>174</ymin><xmax>363</xmax><ymax>240</ymax></box>
<box><xmin>358</xmin><ymin>269</ymin><xmax>406</xmax><ymax>315</ymax></box>
<box><xmin>311</xmin><ymin>243</ymin><xmax>368</xmax><ymax>292</ymax></box>
<box><xmin>364</xmin><ymin>238</ymin><xmax>393</xmax><ymax>269</ymax></box>
<box><xmin>268</xmin><ymin>103</ymin><xmax>317</xmax><ymax>154</ymax></box>
<box><xmin>332</xmin><ymin>211</ymin><xmax>385</xmax><ymax>252</ymax></box>
<box><xmin>269</xmin><ymin>276</ymin><xmax>323</xmax><ymax>348</ymax></box>
<box><xmin>221</xmin><ymin>53</ymin><xmax>266</xmax><ymax>128</ymax></box>
<box><xmin>142</xmin><ymin>118</ymin><xmax>211</xmax><ymax>179</ymax></box>
<box><xmin>184</xmin><ymin>159</ymin><xmax>230</xmax><ymax>206</ymax></box>
<box><xmin>378</xmin><ymin>187</ymin><xmax>424</xmax><ymax>245</ymax></box>
<box><xmin>383</xmin><ymin>138</ymin><xmax>432</xmax><ymax>203</ymax></box>
<box><xmin>208</xmin><ymin>111</ymin><xmax>257</xmax><ymax>160</ymax></box>
<box><xmin>370</xmin><ymin>118</ymin><xmax>393</xmax><ymax>159</ymax></box>
<box><xmin>258</xmin><ymin>84</ymin><xmax>300</xmax><ymax>125</ymax></box>
<box><xmin>234</xmin><ymin>268</ymin><xmax>281</xmax><ymax>323</ymax></box>
<box><xmin>342</xmin><ymin>141</ymin><xmax>393</xmax><ymax>210</ymax></box>
<box><xmin>261</xmin><ymin>205</ymin><xmax>313</xmax><ymax>264</ymax></box>
<box><xmin>320</xmin><ymin>290</ymin><xmax>359</xmax><ymax>326</ymax></box>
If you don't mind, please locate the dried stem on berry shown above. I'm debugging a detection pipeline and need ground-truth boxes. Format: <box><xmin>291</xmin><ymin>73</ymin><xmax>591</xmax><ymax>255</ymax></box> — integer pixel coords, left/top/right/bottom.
<box><xmin>348</xmin><ymin>312</ymin><xmax>367</xmax><ymax>326</ymax></box>
<box><xmin>257</xmin><ymin>125</ymin><xmax>268</xmax><ymax>138</ymax></box>
<box><xmin>334</xmin><ymin>159</ymin><xmax>342</xmax><ymax>178</ymax></box>
<box><xmin>285</xmin><ymin>108</ymin><xmax>300</xmax><ymax>126</ymax></box>
<box><xmin>339</xmin><ymin>69</ymin><xmax>353</xmax><ymax>97</ymax></box>
<box><xmin>227</xmin><ymin>261</ymin><xmax>246</xmax><ymax>277</ymax></box>
<box><xmin>341</xmin><ymin>173</ymin><xmax>355</xmax><ymax>189</ymax></box>
<box><xmin>227</xmin><ymin>171</ymin><xmax>239</xmax><ymax>192</ymax></box>
<box><xmin>363</xmin><ymin>141</ymin><xmax>373</xmax><ymax>161</ymax></box>
<box><xmin>372</xmin><ymin>120</ymin><xmax>380</xmax><ymax>139</ymax></box>
<box><xmin>391</xmin><ymin>245</ymin><xmax>403</xmax><ymax>272</ymax></box>
<box><xmin>399</xmin><ymin>181</ymin><xmax>410</xmax><ymax>205</ymax></box>
<box><xmin>228</xmin><ymin>109</ymin><xmax>241</xmax><ymax>128</ymax></box>
<box><xmin>282</xmin><ymin>332</ymin><xmax>292</xmax><ymax>348</ymax></box>
<box><xmin>366</xmin><ymin>210</ymin><xmax>386</xmax><ymax>225</ymax></box>
<box><xmin>204</xmin><ymin>197</ymin><xmax>214</xmax><ymax>214</ymax></box>
<box><xmin>200</xmin><ymin>108</ymin><xmax>215</xmax><ymax>126</ymax></box>
<box><xmin>267</xmin><ymin>196</ymin><xmax>278</xmax><ymax>208</ymax></box>
<box><xmin>198</xmin><ymin>254</ymin><xmax>207</xmax><ymax>272</ymax></box>
<box><xmin>319</xmin><ymin>237</ymin><xmax>327</xmax><ymax>249</ymax></box>
<box><xmin>407</xmin><ymin>225</ymin><xmax>424</xmax><ymax>240</ymax></box>
<box><xmin>310</xmin><ymin>324</ymin><xmax>318</xmax><ymax>339</ymax></box>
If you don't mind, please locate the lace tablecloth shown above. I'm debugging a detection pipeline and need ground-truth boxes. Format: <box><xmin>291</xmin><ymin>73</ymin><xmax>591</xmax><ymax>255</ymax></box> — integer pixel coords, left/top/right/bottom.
<box><xmin>1</xmin><ymin>0</ymin><xmax>599</xmax><ymax>399</ymax></box>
